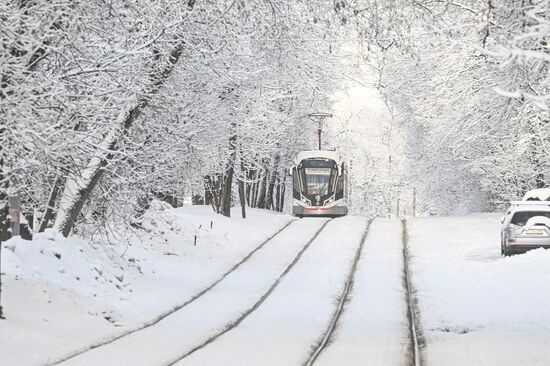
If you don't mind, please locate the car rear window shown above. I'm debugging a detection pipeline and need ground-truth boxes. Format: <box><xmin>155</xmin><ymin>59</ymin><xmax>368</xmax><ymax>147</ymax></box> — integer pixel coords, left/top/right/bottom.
<box><xmin>511</xmin><ymin>211</ymin><xmax>550</xmax><ymax>226</ymax></box>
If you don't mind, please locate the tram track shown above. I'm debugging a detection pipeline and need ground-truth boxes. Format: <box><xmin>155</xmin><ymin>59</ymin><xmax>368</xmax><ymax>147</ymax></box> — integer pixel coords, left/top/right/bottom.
<box><xmin>48</xmin><ymin>219</ymin><xmax>297</xmax><ymax>366</ymax></box>
<box><xmin>304</xmin><ymin>219</ymin><xmax>371</xmax><ymax>366</ymax></box>
<box><xmin>304</xmin><ymin>218</ymin><xmax>424</xmax><ymax>366</ymax></box>
<box><xmin>402</xmin><ymin>219</ymin><xmax>424</xmax><ymax>366</ymax></box>
<box><xmin>164</xmin><ymin>218</ymin><xmax>334</xmax><ymax>366</ymax></box>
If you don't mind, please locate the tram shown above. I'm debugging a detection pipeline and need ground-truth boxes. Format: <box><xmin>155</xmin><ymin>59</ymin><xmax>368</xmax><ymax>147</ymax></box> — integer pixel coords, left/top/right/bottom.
<box><xmin>291</xmin><ymin>150</ymin><xmax>348</xmax><ymax>217</ymax></box>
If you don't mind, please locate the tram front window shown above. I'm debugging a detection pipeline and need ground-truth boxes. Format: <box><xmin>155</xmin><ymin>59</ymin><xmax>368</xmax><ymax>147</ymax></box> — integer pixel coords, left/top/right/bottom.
<box><xmin>304</xmin><ymin>168</ymin><xmax>332</xmax><ymax>196</ymax></box>
<box><xmin>299</xmin><ymin>159</ymin><xmax>338</xmax><ymax>200</ymax></box>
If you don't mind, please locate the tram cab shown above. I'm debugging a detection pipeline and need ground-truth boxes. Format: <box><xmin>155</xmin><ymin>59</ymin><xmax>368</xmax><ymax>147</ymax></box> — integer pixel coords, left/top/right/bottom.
<box><xmin>291</xmin><ymin>150</ymin><xmax>348</xmax><ymax>217</ymax></box>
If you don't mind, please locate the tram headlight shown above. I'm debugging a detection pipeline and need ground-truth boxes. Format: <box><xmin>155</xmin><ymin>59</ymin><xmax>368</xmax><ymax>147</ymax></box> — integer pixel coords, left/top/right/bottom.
<box><xmin>324</xmin><ymin>195</ymin><xmax>334</xmax><ymax>205</ymax></box>
<box><xmin>300</xmin><ymin>195</ymin><xmax>311</xmax><ymax>205</ymax></box>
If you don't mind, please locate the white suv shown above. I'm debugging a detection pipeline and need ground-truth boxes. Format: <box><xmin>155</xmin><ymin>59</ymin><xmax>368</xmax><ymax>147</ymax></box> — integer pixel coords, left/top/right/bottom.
<box><xmin>501</xmin><ymin>201</ymin><xmax>550</xmax><ymax>256</ymax></box>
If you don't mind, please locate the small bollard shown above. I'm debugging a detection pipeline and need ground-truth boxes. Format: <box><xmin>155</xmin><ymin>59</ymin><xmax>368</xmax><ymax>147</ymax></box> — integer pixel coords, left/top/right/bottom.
<box><xmin>210</xmin><ymin>221</ymin><xmax>213</xmax><ymax>229</ymax></box>
<box><xmin>194</xmin><ymin>235</ymin><xmax>197</xmax><ymax>246</ymax></box>
<box><xmin>33</xmin><ymin>208</ymin><xmax>39</xmax><ymax>239</ymax></box>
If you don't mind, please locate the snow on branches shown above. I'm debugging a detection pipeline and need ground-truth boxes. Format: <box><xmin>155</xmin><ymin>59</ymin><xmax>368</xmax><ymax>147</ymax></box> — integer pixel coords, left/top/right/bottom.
<box><xmin>349</xmin><ymin>0</ymin><xmax>550</xmax><ymax>214</ymax></box>
<box><xmin>1</xmin><ymin>0</ymin><xmax>343</xmax><ymax>237</ymax></box>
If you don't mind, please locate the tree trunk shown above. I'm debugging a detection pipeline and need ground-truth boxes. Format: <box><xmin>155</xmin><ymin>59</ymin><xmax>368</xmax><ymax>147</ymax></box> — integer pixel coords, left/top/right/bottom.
<box><xmin>256</xmin><ymin>168</ymin><xmax>268</xmax><ymax>209</ymax></box>
<box><xmin>54</xmin><ymin>43</ymin><xmax>186</xmax><ymax>237</ymax></box>
<box><xmin>221</xmin><ymin>167</ymin><xmax>234</xmax><ymax>217</ymax></box>
<box><xmin>205</xmin><ymin>174</ymin><xmax>223</xmax><ymax>213</ymax></box>
<box><xmin>0</xmin><ymin>199</ymin><xmax>6</xmax><ymax>319</ymax></box>
<box><xmin>38</xmin><ymin>174</ymin><xmax>64</xmax><ymax>232</ymax></box>
<box><xmin>239</xmin><ymin>162</ymin><xmax>246</xmax><ymax>218</ymax></box>
<box><xmin>0</xmin><ymin>149</ymin><xmax>7</xmax><ymax>319</ymax></box>
<box><xmin>220</xmin><ymin>132</ymin><xmax>237</xmax><ymax>217</ymax></box>
<box><xmin>266</xmin><ymin>156</ymin><xmax>279</xmax><ymax>210</ymax></box>
<box><xmin>250</xmin><ymin>171</ymin><xmax>259</xmax><ymax>208</ymax></box>
<box><xmin>278</xmin><ymin>175</ymin><xmax>286</xmax><ymax>212</ymax></box>
<box><xmin>275</xmin><ymin>177</ymin><xmax>281</xmax><ymax>212</ymax></box>
<box><xmin>266</xmin><ymin>170</ymin><xmax>277</xmax><ymax>210</ymax></box>
<box><xmin>245</xmin><ymin>169</ymin><xmax>253</xmax><ymax>206</ymax></box>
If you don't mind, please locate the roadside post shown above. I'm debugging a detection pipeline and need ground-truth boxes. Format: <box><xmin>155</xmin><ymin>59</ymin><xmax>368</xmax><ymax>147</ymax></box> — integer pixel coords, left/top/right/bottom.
<box><xmin>8</xmin><ymin>193</ymin><xmax>21</xmax><ymax>237</ymax></box>
<box><xmin>33</xmin><ymin>208</ymin><xmax>39</xmax><ymax>239</ymax></box>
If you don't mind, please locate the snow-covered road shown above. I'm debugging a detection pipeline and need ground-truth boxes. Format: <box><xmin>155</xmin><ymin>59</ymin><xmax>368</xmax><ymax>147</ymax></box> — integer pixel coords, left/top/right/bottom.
<box><xmin>408</xmin><ymin>214</ymin><xmax>550</xmax><ymax>366</ymax></box>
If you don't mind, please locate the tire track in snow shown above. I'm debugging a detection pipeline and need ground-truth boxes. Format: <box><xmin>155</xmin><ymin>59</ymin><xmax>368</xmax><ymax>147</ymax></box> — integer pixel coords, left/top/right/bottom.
<box><xmin>164</xmin><ymin>218</ymin><xmax>334</xmax><ymax>366</ymax></box>
<box><xmin>402</xmin><ymin>218</ymin><xmax>424</xmax><ymax>366</ymax></box>
<box><xmin>303</xmin><ymin>219</ymin><xmax>371</xmax><ymax>366</ymax></box>
<box><xmin>48</xmin><ymin>219</ymin><xmax>296</xmax><ymax>366</ymax></box>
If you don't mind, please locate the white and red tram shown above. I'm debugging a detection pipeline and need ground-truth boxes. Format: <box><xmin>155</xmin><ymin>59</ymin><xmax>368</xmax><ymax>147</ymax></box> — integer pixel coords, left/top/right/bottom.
<box><xmin>291</xmin><ymin>150</ymin><xmax>348</xmax><ymax>217</ymax></box>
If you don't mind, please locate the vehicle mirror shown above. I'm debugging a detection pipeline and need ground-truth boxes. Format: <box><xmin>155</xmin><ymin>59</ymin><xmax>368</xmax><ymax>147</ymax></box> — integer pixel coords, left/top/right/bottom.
<box><xmin>500</xmin><ymin>216</ymin><xmax>505</xmax><ymax>224</ymax></box>
<box><xmin>288</xmin><ymin>168</ymin><xmax>293</xmax><ymax>176</ymax></box>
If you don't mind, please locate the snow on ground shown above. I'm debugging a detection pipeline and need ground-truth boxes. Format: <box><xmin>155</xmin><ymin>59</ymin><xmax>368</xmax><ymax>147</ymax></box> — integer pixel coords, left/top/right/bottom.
<box><xmin>408</xmin><ymin>213</ymin><xmax>550</xmax><ymax>366</ymax></box>
<box><xmin>60</xmin><ymin>218</ymin><xmax>327</xmax><ymax>366</ymax></box>
<box><xmin>181</xmin><ymin>216</ymin><xmax>369</xmax><ymax>366</ymax></box>
<box><xmin>5</xmin><ymin>208</ymin><xmax>550</xmax><ymax>366</ymax></box>
<box><xmin>315</xmin><ymin>218</ymin><xmax>409</xmax><ymax>366</ymax></box>
<box><xmin>0</xmin><ymin>205</ymin><xmax>290</xmax><ymax>366</ymax></box>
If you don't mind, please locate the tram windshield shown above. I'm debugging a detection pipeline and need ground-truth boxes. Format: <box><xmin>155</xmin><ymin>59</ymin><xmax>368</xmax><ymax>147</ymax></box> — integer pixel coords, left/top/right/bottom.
<box><xmin>304</xmin><ymin>168</ymin><xmax>333</xmax><ymax>195</ymax></box>
<box><xmin>299</xmin><ymin>159</ymin><xmax>337</xmax><ymax>197</ymax></box>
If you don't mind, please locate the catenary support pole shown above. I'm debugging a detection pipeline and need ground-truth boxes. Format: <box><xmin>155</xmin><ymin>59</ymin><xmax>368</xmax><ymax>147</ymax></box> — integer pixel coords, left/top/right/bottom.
<box><xmin>318</xmin><ymin>125</ymin><xmax>322</xmax><ymax>150</ymax></box>
<box><xmin>0</xmin><ymin>201</ymin><xmax>7</xmax><ymax>320</ymax></box>
<box><xmin>306</xmin><ymin>112</ymin><xmax>332</xmax><ymax>151</ymax></box>
<box><xmin>413</xmin><ymin>187</ymin><xmax>417</xmax><ymax>217</ymax></box>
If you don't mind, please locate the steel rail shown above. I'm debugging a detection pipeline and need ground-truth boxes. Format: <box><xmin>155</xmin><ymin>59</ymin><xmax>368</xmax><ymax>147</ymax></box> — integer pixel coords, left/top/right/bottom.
<box><xmin>164</xmin><ymin>218</ymin><xmax>334</xmax><ymax>366</ymax></box>
<box><xmin>402</xmin><ymin>219</ymin><xmax>422</xmax><ymax>366</ymax></box>
<box><xmin>48</xmin><ymin>219</ymin><xmax>297</xmax><ymax>366</ymax></box>
<box><xmin>304</xmin><ymin>219</ymin><xmax>371</xmax><ymax>366</ymax></box>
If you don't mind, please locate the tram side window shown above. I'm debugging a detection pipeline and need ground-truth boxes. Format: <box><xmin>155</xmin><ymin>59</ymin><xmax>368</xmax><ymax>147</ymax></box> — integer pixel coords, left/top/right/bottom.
<box><xmin>335</xmin><ymin>175</ymin><xmax>344</xmax><ymax>200</ymax></box>
<box><xmin>292</xmin><ymin>167</ymin><xmax>300</xmax><ymax>199</ymax></box>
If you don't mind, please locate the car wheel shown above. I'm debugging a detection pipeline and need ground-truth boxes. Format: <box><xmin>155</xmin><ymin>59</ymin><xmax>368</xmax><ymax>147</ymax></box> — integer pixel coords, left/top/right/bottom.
<box><xmin>501</xmin><ymin>240</ymin><xmax>511</xmax><ymax>257</ymax></box>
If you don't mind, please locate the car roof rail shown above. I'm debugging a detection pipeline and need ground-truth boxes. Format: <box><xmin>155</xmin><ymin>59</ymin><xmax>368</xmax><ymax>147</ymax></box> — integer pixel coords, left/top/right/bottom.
<box><xmin>510</xmin><ymin>201</ymin><xmax>550</xmax><ymax>206</ymax></box>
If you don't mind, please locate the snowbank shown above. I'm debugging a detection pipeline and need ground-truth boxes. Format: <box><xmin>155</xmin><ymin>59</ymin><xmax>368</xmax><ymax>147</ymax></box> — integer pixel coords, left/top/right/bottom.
<box><xmin>0</xmin><ymin>205</ymin><xmax>290</xmax><ymax>366</ymax></box>
<box><xmin>523</xmin><ymin>188</ymin><xmax>550</xmax><ymax>201</ymax></box>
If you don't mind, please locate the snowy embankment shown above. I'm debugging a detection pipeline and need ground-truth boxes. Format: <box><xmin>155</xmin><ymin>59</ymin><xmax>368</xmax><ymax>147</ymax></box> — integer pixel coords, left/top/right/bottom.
<box><xmin>0</xmin><ymin>204</ymin><xmax>290</xmax><ymax>366</ymax></box>
<box><xmin>408</xmin><ymin>214</ymin><xmax>550</xmax><ymax>366</ymax></box>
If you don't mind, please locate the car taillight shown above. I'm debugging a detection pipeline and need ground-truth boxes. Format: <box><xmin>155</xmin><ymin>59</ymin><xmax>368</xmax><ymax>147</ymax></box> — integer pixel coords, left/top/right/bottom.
<box><xmin>507</xmin><ymin>239</ymin><xmax>516</xmax><ymax>244</ymax></box>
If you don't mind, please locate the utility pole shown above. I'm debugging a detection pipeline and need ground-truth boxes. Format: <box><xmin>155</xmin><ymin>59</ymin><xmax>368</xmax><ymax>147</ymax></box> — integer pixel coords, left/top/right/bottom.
<box><xmin>412</xmin><ymin>187</ymin><xmax>417</xmax><ymax>217</ymax></box>
<box><xmin>307</xmin><ymin>112</ymin><xmax>332</xmax><ymax>150</ymax></box>
<box><xmin>396</xmin><ymin>196</ymin><xmax>400</xmax><ymax>218</ymax></box>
